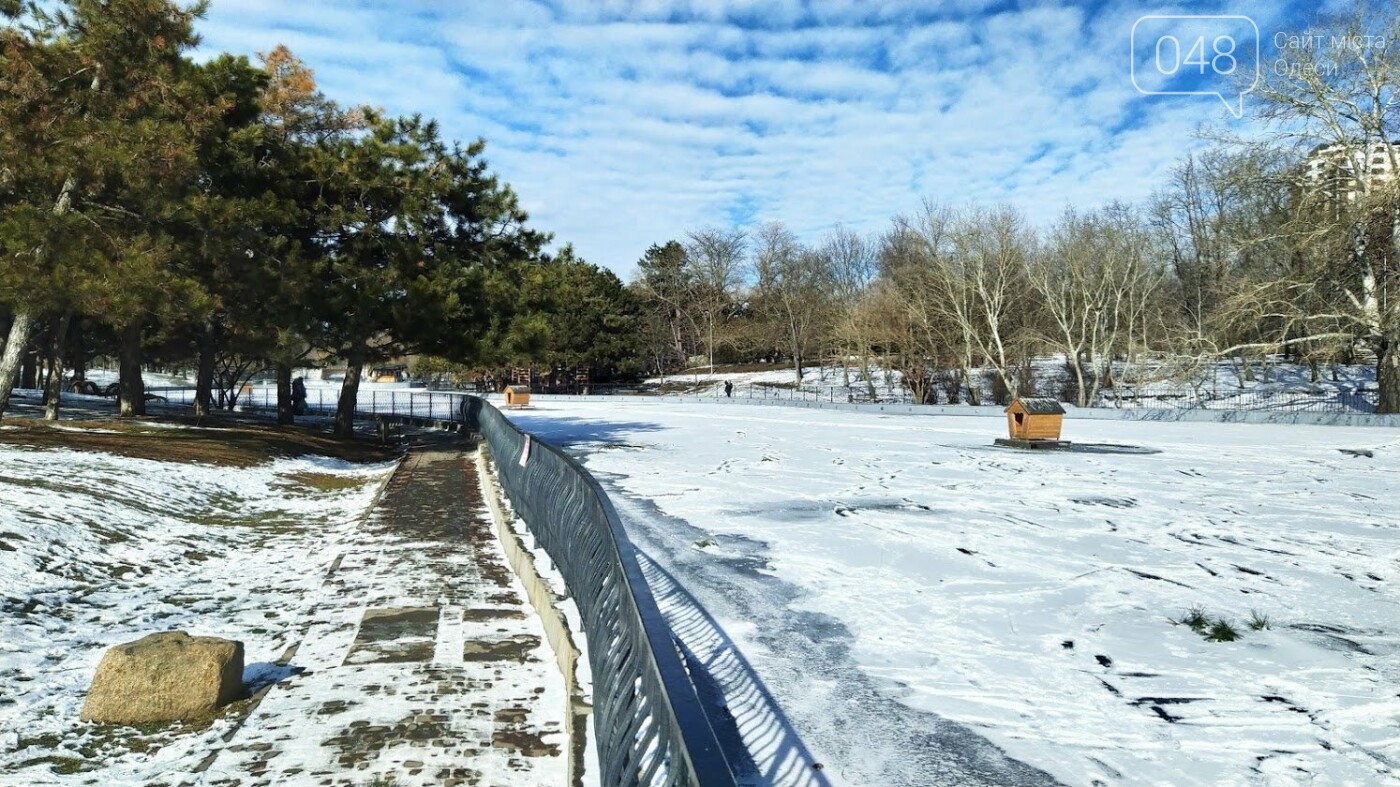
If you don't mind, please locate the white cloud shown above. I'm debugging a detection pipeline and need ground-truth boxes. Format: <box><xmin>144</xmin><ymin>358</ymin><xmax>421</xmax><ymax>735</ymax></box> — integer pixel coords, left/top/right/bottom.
<box><xmin>197</xmin><ymin>0</ymin><xmax>1297</xmax><ymax>276</ymax></box>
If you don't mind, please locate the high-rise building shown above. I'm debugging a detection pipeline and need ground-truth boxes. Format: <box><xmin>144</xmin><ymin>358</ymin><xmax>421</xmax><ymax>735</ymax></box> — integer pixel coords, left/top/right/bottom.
<box><xmin>1302</xmin><ymin>140</ymin><xmax>1400</xmax><ymax>203</ymax></box>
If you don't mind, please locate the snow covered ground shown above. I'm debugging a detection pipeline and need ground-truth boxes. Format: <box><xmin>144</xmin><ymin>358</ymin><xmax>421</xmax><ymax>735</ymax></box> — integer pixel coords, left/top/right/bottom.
<box><xmin>647</xmin><ymin>364</ymin><xmax>909</xmax><ymax>401</ymax></box>
<box><xmin>0</xmin><ymin>432</ymin><xmax>395</xmax><ymax>783</ymax></box>
<box><xmin>504</xmin><ymin>400</ymin><xmax>1400</xmax><ymax>786</ymax></box>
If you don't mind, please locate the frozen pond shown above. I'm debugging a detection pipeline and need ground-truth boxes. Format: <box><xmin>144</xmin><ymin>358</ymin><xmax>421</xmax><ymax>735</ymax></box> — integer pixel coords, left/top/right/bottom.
<box><xmin>506</xmin><ymin>400</ymin><xmax>1400</xmax><ymax>786</ymax></box>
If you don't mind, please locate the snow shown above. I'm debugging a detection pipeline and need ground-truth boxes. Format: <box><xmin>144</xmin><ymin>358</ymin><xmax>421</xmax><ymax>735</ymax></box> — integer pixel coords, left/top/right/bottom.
<box><xmin>647</xmin><ymin>364</ymin><xmax>908</xmax><ymax>402</ymax></box>
<box><xmin>0</xmin><ymin>437</ymin><xmax>395</xmax><ymax>784</ymax></box>
<box><xmin>503</xmin><ymin>400</ymin><xmax>1400</xmax><ymax>786</ymax></box>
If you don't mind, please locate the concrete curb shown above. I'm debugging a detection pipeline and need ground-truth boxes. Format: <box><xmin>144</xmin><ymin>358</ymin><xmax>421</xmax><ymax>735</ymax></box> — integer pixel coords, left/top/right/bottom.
<box><xmin>498</xmin><ymin>393</ymin><xmax>1400</xmax><ymax>428</ymax></box>
<box><xmin>474</xmin><ymin>443</ymin><xmax>590</xmax><ymax>787</ymax></box>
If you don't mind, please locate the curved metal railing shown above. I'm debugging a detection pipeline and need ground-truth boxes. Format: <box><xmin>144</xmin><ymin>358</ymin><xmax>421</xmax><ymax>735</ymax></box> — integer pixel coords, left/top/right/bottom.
<box><xmin>461</xmin><ymin>396</ymin><xmax>735</xmax><ymax>787</ymax></box>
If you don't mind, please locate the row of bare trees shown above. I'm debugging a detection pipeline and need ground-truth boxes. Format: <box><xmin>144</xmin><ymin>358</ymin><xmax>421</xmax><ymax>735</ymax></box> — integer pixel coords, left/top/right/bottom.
<box><xmin>629</xmin><ymin>2</ymin><xmax>1400</xmax><ymax>412</ymax></box>
<box><xmin>632</xmin><ymin>224</ymin><xmax>875</xmax><ymax>389</ymax></box>
<box><xmin>828</xmin><ymin>202</ymin><xmax>1163</xmax><ymax>407</ymax></box>
<box><xmin>630</xmin><ymin>155</ymin><xmax>1393</xmax><ymax>408</ymax></box>
<box><xmin>630</xmin><ymin>203</ymin><xmax>1161</xmax><ymax>406</ymax></box>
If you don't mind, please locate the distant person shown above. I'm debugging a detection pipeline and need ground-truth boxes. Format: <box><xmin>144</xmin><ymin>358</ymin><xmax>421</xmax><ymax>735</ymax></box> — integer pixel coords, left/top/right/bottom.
<box><xmin>724</xmin><ymin>380</ymin><xmax>734</xmax><ymax>398</ymax></box>
<box><xmin>291</xmin><ymin>377</ymin><xmax>308</xmax><ymax>415</ymax></box>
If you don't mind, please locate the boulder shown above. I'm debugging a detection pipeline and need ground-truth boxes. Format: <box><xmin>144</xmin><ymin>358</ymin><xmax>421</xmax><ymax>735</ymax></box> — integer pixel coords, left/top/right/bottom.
<box><xmin>80</xmin><ymin>631</ymin><xmax>245</xmax><ymax>724</ymax></box>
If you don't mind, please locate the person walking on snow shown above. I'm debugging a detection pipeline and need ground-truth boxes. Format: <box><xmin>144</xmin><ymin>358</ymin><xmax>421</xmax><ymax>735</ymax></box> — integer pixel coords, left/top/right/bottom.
<box><xmin>291</xmin><ymin>377</ymin><xmax>308</xmax><ymax>415</ymax></box>
<box><xmin>724</xmin><ymin>380</ymin><xmax>734</xmax><ymax>398</ymax></box>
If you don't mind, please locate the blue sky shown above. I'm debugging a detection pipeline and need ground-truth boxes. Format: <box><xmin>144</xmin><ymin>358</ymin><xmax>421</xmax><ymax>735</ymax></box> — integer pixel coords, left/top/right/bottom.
<box><xmin>196</xmin><ymin>0</ymin><xmax>1341</xmax><ymax>276</ymax></box>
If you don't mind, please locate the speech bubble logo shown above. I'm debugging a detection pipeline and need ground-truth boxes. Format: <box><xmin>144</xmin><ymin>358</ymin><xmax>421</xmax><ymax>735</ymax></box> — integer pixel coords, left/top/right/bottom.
<box><xmin>1131</xmin><ymin>15</ymin><xmax>1259</xmax><ymax>119</ymax></box>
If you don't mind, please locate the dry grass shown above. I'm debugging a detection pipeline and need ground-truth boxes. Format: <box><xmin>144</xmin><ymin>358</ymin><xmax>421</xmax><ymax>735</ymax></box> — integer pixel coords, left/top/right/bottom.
<box><xmin>0</xmin><ymin>418</ymin><xmax>397</xmax><ymax>467</ymax></box>
<box><xmin>281</xmin><ymin>472</ymin><xmax>370</xmax><ymax>491</ymax></box>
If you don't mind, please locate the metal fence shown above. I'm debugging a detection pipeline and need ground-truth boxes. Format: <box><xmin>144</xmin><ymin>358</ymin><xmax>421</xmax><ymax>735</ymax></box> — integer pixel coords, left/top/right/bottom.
<box><xmin>574</xmin><ymin>381</ymin><xmax>1382</xmax><ymax>413</ymax></box>
<box><xmin>144</xmin><ymin>386</ymin><xmax>470</xmax><ymax>423</ymax></box>
<box><xmin>1099</xmin><ymin>385</ymin><xmax>1380</xmax><ymax>412</ymax></box>
<box><xmin>135</xmin><ymin>386</ymin><xmax>734</xmax><ymax>783</ymax></box>
<box><xmin>137</xmin><ymin>378</ymin><xmax>1382</xmax><ymax>418</ymax></box>
<box><xmin>461</xmin><ymin>396</ymin><xmax>734</xmax><ymax>787</ymax></box>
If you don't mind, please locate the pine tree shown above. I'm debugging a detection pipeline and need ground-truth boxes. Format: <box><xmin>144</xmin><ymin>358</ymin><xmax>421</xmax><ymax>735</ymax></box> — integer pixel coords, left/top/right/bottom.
<box><xmin>0</xmin><ymin>0</ymin><xmax>215</xmax><ymax>419</ymax></box>
<box><xmin>307</xmin><ymin>115</ymin><xmax>547</xmax><ymax>436</ymax></box>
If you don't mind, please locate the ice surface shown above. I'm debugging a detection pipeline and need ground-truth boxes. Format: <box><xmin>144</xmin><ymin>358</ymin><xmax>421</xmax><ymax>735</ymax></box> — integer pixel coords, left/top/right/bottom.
<box><xmin>506</xmin><ymin>400</ymin><xmax>1400</xmax><ymax>786</ymax></box>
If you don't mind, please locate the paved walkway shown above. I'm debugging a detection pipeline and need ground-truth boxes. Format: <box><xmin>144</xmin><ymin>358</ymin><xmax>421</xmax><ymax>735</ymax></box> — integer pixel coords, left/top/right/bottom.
<box><xmin>196</xmin><ymin>433</ymin><xmax>567</xmax><ymax>787</ymax></box>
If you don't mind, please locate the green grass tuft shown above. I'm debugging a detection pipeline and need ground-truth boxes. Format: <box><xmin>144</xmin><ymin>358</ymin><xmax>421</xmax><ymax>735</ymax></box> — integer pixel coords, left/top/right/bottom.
<box><xmin>1181</xmin><ymin>606</ymin><xmax>1209</xmax><ymax>632</ymax></box>
<box><xmin>1205</xmin><ymin>619</ymin><xmax>1240</xmax><ymax>642</ymax></box>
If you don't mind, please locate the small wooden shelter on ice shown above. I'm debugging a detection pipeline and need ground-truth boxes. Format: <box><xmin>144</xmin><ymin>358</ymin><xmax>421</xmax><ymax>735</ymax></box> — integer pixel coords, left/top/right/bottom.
<box><xmin>504</xmin><ymin>385</ymin><xmax>531</xmax><ymax>407</ymax></box>
<box><xmin>996</xmin><ymin>397</ymin><xmax>1069</xmax><ymax>449</ymax></box>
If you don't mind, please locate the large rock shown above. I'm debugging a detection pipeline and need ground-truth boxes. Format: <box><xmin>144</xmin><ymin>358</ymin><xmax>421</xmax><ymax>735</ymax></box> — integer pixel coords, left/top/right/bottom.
<box><xmin>80</xmin><ymin>631</ymin><xmax>245</xmax><ymax>724</ymax></box>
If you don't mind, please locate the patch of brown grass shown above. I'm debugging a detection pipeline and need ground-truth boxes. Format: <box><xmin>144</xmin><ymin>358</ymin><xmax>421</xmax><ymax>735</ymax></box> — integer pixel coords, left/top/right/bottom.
<box><xmin>280</xmin><ymin>472</ymin><xmax>369</xmax><ymax>491</ymax></box>
<box><xmin>0</xmin><ymin>419</ymin><xmax>397</xmax><ymax>467</ymax></box>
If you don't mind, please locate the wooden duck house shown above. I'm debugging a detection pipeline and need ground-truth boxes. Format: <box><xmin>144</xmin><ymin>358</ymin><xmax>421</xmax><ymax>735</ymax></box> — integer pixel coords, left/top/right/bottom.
<box><xmin>997</xmin><ymin>397</ymin><xmax>1069</xmax><ymax>449</ymax></box>
<box><xmin>503</xmin><ymin>385</ymin><xmax>531</xmax><ymax>408</ymax></box>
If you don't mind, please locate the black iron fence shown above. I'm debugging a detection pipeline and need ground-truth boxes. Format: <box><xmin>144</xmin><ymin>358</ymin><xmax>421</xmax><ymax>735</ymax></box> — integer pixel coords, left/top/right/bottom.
<box><xmin>461</xmin><ymin>396</ymin><xmax>735</xmax><ymax>787</ymax></box>
<box><xmin>143</xmin><ymin>386</ymin><xmax>469</xmax><ymax>423</ymax></box>
<box><xmin>1099</xmin><ymin>385</ymin><xmax>1380</xmax><ymax>412</ymax></box>
<box><xmin>563</xmin><ymin>381</ymin><xmax>1382</xmax><ymax>413</ymax></box>
<box><xmin>134</xmin><ymin>379</ymin><xmax>1381</xmax><ymax>417</ymax></box>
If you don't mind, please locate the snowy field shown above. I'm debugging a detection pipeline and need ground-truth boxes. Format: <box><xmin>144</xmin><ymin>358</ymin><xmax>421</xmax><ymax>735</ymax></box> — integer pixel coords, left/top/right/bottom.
<box><xmin>505</xmin><ymin>400</ymin><xmax>1400</xmax><ymax>786</ymax></box>
<box><xmin>0</xmin><ymin>431</ymin><xmax>395</xmax><ymax>783</ymax></box>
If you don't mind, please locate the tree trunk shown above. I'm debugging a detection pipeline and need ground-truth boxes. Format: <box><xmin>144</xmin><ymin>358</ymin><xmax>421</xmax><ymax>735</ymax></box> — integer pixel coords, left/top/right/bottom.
<box><xmin>194</xmin><ymin>321</ymin><xmax>216</xmax><ymax>418</ymax></box>
<box><xmin>0</xmin><ymin>306</ymin><xmax>40</xmax><ymax>420</ymax></box>
<box><xmin>118</xmin><ymin>321</ymin><xmax>145</xmax><ymax>417</ymax></box>
<box><xmin>1377</xmin><ymin>333</ymin><xmax>1400</xmax><ymax>414</ymax></box>
<box><xmin>963</xmin><ymin>363</ymin><xmax>982</xmax><ymax>406</ymax></box>
<box><xmin>71</xmin><ymin>326</ymin><xmax>86</xmax><ymax>383</ymax></box>
<box><xmin>20</xmin><ymin>348</ymin><xmax>38</xmax><ymax>389</ymax></box>
<box><xmin>276</xmin><ymin>361</ymin><xmax>293</xmax><ymax>425</ymax></box>
<box><xmin>708</xmin><ymin>317</ymin><xmax>715</xmax><ymax>375</ymax></box>
<box><xmin>335</xmin><ymin>353</ymin><xmax>365</xmax><ymax>438</ymax></box>
<box><xmin>43</xmin><ymin>311</ymin><xmax>72</xmax><ymax>420</ymax></box>
<box><xmin>38</xmin><ymin>355</ymin><xmax>50</xmax><ymax>402</ymax></box>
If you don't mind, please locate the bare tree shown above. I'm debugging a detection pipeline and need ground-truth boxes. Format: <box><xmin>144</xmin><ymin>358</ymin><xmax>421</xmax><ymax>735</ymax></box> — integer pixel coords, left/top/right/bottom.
<box><xmin>821</xmin><ymin>225</ymin><xmax>880</xmax><ymax>392</ymax></box>
<box><xmin>1244</xmin><ymin>1</ymin><xmax>1400</xmax><ymax>411</ymax></box>
<box><xmin>950</xmin><ymin>204</ymin><xmax>1036</xmax><ymax>400</ymax></box>
<box><xmin>879</xmin><ymin>209</ymin><xmax>966</xmax><ymax>403</ymax></box>
<box><xmin>685</xmin><ymin>227</ymin><xmax>747</xmax><ymax>374</ymax></box>
<box><xmin>751</xmin><ymin>222</ymin><xmax>830</xmax><ymax>384</ymax></box>
<box><xmin>1032</xmin><ymin>205</ymin><xmax>1163</xmax><ymax>406</ymax></box>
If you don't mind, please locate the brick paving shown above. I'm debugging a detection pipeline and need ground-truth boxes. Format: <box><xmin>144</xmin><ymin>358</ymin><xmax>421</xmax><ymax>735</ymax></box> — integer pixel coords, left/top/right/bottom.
<box><xmin>194</xmin><ymin>433</ymin><xmax>567</xmax><ymax>787</ymax></box>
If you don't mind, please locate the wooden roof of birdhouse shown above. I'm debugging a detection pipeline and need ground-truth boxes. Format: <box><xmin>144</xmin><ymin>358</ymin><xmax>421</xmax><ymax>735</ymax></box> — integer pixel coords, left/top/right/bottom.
<box><xmin>1006</xmin><ymin>397</ymin><xmax>1065</xmax><ymax>415</ymax></box>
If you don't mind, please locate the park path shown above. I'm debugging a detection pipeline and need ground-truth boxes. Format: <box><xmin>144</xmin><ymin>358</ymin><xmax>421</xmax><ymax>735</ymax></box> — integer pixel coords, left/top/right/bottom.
<box><xmin>194</xmin><ymin>433</ymin><xmax>567</xmax><ymax>787</ymax></box>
